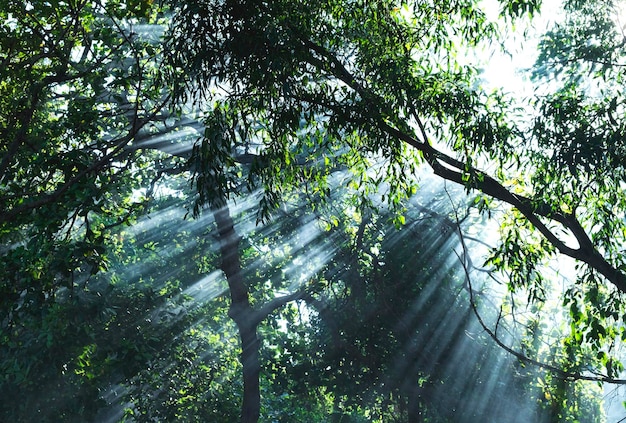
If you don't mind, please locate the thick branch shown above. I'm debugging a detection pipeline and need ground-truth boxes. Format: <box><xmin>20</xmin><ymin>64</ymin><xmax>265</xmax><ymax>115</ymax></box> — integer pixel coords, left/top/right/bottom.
<box><xmin>292</xmin><ymin>32</ymin><xmax>626</xmax><ymax>293</ymax></box>
<box><xmin>377</xmin><ymin>121</ymin><xmax>626</xmax><ymax>294</ymax></box>
<box><xmin>213</xmin><ymin>205</ymin><xmax>250</xmax><ymax>308</ymax></box>
<box><xmin>253</xmin><ymin>290</ymin><xmax>308</xmax><ymax>327</ymax></box>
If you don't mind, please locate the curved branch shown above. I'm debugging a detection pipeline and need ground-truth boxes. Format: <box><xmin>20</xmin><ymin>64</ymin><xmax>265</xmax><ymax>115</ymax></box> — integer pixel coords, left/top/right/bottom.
<box><xmin>290</xmin><ymin>31</ymin><xmax>626</xmax><ymax>293</ymax></box>
<box><xmin>0</xmin><ymin>91</ymin><xmax>171</xmax><ymax>225</ymax></box>
<box><xmin>450</xmin><ymin>207</ymin><xmax>626</xmax><ymax>385</ymax></box>
<box><xmin>290</xmin><ymin>30</ymin><xmax>626</xmax><ymax>294</ymax></box>
<box><xmin>379</xmin><ymin>120</ymin><xmax>626</xmax><ymax>294</ymax></box>
<box><xmin>253</xmin><ymin>290</ymin><xmax>308</xmax><ymax>327</ymax></box>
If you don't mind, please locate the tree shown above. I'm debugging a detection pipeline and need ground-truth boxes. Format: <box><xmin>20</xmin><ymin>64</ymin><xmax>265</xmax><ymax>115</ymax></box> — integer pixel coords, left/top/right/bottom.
<box><xmin>192</xmin><ymin>108</ymin><xmax>322</xmax><ymax>422</ymax></box>
<box><xmin>0</xmin><ymin>0</ymin><xmax>176</xmax><ymax>420</ymax></box>
<box><xmin>529</xmin><ymin>0</ymin><xmax>626</xmax><ymax>381</ymax></box>
<box><xmin>0</xmin><ymin>0</ymin><xmax>171</xmax><ymax>318</ymax></box>
<box><xmin>165</xmin><ymin>0</ymin><xmax>626</xmax><ymax>389</ymax></box>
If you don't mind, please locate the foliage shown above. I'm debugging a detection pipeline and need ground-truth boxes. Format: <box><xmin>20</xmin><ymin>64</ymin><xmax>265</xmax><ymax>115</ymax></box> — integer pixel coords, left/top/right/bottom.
<box><xmin>164</xmin><ymin>0</ymin><xmax>626</xmax><ymax>387</ymax></box>
<box><xmin>0</xmin><ymin>0</ymin><xmax>171</xmax><ymax>325</ymax></box>
<box><xmin>515</xmin><ymin>0</ymin><xmax>626</xmax><ymax>383</ymax></box>
<box><xmin>3</xmin><ymin>0</ymin><xmax>626</xmax><ymax>421</ymax></box>
<box><xmin>0</xmin><ymin>2</ymin><xmax>175</xmax><ymax>419</ymax></box>
<box><xmin>291</xmin><ymin>186</ymin><xmax>604</xmax><ymax>422</ymax></box>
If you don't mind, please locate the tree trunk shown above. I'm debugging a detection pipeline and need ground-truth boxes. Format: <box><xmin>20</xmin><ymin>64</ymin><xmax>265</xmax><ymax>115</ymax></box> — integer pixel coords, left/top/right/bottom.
<box><xmin>212</xmin><ymin>204</ymin><xmax>261</xmax><ymax>423</ymax></box>
<box><xmin>236</xmin><ymin>316</ymin><xmax>261</xmax><ymax>423</ymax></box>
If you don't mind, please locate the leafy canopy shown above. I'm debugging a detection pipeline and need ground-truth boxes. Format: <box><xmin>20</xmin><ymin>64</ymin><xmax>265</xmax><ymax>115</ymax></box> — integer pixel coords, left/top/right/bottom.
<box><xmin>166</xmin><ymin>0</ymin><xmax>626</xmax><ymax>384</ymax></box>
<box><xmin>2</xmin><ymin>0</ymin><xmax>626</xmax><ymax>421</ymax></box>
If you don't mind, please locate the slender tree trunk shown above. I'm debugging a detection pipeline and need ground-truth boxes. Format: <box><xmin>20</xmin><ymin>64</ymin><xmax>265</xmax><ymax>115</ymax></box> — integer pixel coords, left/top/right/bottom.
<box><xmin>236</xmin><ymin>315</ymin><xmax>261</xmax><ymax>423</ymax></box>
<box><xmin>212</xmin><ymin>204</ymin><xmax>261</xmax><ymax>423</ymax></box>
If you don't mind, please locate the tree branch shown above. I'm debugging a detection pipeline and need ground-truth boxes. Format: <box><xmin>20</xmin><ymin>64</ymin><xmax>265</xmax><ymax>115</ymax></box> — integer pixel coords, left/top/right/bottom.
<box><xmin>291</xmin><ymin>31</ymin><xmax>626</xmax><ymax>293</ymax></box>
<box><xmin>378</xmin><ymin>120</ymin><xmax>626</xmax><ymax>294</ymax></box>
<box><xmin>450</xmin><ymin>203</ymin><xmax>626</xmax><ymax>385</ymax></box>
<box><xmin>253</xmin><ymin>290</ymin><xmax>308</xmax><ymax>327</ymax></box>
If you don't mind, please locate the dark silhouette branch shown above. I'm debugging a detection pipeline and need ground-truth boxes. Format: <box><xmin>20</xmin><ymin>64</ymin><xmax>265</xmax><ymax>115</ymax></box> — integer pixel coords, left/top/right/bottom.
<box><xmin>380</xmin><ymin>119</ymin><xmax>626</xmax><ymax>294</ymax></box>
<box><xmin>290</xmin><ymin>32</ymin><xmax>626</xmax><ymax>294</ymax></box>
<box><xmin>0</xmin><ymin>93</ymin><xmax>171</xmax><ymax>225</ymax></box>
<box><xmin>448</xmin><ymin>199</ymin><xmax>626</xmax><ymax>385</ymax></box>
<box><xmin>253</xmin><ymin>290</ymin><xmax>309</xmax><ymax>327</ymax></box>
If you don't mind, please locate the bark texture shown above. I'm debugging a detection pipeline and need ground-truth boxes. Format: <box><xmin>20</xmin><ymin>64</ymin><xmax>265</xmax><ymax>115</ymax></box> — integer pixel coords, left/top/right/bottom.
<box><xmin>212</xmin><ymin>205</ymin><xmax>261</xmax><ymax>423</ymax></box>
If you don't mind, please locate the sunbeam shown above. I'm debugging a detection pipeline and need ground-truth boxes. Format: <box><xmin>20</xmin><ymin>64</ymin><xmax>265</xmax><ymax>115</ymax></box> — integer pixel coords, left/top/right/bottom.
<box><xmin>6</xmin><ymin>0</ymin><xmax>626</xmax><ymax>421</ymax></box>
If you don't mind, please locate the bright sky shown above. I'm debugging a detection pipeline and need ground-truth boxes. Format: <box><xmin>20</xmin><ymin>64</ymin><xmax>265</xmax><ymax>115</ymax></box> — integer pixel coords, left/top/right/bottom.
<box><xmin>480</xmin><ymin>0</ymin><xmax>566</xmax><ymax>96</ymax></box>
